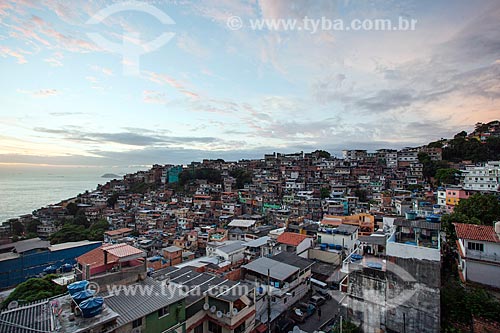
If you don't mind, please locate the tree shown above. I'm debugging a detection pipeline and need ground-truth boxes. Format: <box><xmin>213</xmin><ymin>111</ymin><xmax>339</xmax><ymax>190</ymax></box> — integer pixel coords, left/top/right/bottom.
<box><xmin>25</xmin><ymin>219</ymin><xmax>41</xmax><ymax>234</ymax></box>
<box><xmin>453</xmin><ymin>193</ymin><xmax>500</xmax><ymax>225</ymax></box>
<box><xmin>11</xmin><ymin>221</ymin><xmax>24</xmax><ymax>236</ymax></box>
<box><xmin>229</xmin><ymin>168</ymin><xmax>253</xmax><ymax>189</ymax></box>
<box><xmin>1</xmin><ymin>275</ymin><xmax>66</xmax><ymax>309</ymax></box>
<box><xmin>354</xmin><ymin>189</ymin><xmax>368</xmax><ymax>202</ymax></box>
<box><xmin>66</xmin><ymin>202</ymin><xmax>79</xmax><ymax>216</ymax></box>
<box><xmin>313</xmin><ymin>150</ymin><xmax>331</xmax><ymax>159</ymax></box>
<box><xmin>435</xmin><ymin>168</ymin><xmax>460</xmax><ymax>185</ymax></box>
<box><xmin>107</xmin><ymin>193</ymin><xmax>119</xmax><ymax>208</ymax></box>
<box><xmin>320</xmin><ymin>187</ymin><xmax>331</xmax><ymax>199</ymax></box>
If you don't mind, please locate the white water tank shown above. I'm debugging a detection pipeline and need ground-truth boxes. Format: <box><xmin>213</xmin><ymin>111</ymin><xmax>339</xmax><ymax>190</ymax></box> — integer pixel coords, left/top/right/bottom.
<box><xmin>495</xmin><ymin>221</ymin><xmax>500</xmax><ymax>235</ymax></box>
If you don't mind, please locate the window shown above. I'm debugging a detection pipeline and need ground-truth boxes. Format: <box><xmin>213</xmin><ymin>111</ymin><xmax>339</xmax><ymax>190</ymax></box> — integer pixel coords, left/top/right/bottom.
<box><xmin>235</xmin><ymin>322</ymin><xmax>246</xmax><ymax>333</ymax></box>
<box><xmin>467</xmin><ymin>242</ymin><xmax>484</xmax><ymax>252</ymax></box>
<box><xmin>194</xmin><ymin>323</ymin><xmax>204</xmax><ymax>333</ymax></box>
<box><xmin>158</xmin><ymin>306</ymin><xmax>170</xmax><ymax>318</ymax></box>
<box><xmin>208</xmin><ymin>321</ymin><xmax>222</xmax><ymax>333</ymax></box>
<box><xmin>132</xmin><ymin>318</ymin><xmax>142</xmax><ymax>328</ymax></box>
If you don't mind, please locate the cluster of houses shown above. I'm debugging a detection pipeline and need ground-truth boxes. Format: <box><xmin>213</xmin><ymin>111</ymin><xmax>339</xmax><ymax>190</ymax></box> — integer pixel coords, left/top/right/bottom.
<box><xmin>0</xmin><ymin>145</ymin><xmax>499</xmax><ymax>332</ymax></box>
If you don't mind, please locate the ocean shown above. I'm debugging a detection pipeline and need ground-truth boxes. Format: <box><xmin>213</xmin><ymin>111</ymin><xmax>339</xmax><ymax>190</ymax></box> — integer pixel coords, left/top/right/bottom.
<box><xmin>0</xmin><ymin>166</ymin><xmax>127</xmax><ymax>223</ymax></box>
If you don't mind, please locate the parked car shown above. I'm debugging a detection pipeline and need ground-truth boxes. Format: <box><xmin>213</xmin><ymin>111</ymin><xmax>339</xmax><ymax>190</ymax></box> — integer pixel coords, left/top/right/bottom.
<box><xmin>275</xmin><ymin>318</ymin><xmax>295</xmax><ymax>333</ymax></box>
<box><xmin>309</xmin><ymin>295</ymin><xmax>326</xmax><ymax>307</ymax></box>
<box><xmin>297</xmin><ymin>302</ymin><xmax>316</xmax><ymax>316</ymax></box>
<box><xmin>290</xmin><ymin>307</ymin><xmax>307</xmax><ymax>323</ymax></box>
<box><xmin>315</xmin><ymin>288</ymin><xmax>332</xmax><ymax>299</ymax></box>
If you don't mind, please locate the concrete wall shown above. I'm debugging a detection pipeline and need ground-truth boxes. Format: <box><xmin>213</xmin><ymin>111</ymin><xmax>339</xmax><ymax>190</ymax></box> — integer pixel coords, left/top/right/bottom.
<box><xmin>308</xmin><ymin>249</ymin><xmax>341</xmax><ymax>264</ymax></box>
<box><xmin>345</xmin><ymin>257</ymin><xmax>440</xmax><ymax>333</ymax></box>
<box><xmin>386</xmin><ymin>236</ymin><xmax>440</xmax><ymax>262</ymax></box>
<box><xmin>296</xmin><ymin>238</ymin><xmax>313</xmax><ymax>257</ymax></box>
<box><xmin>467</xmin><ymin>260</ymin><xmax>500</xmax><ymax>288</ymax></box>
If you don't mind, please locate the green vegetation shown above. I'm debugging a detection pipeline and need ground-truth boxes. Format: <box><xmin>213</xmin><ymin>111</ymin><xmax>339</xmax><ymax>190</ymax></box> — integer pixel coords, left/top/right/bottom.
<box><xmin>50</xmin><ymin>218</ymin><xmax>109</xmax><ymax>245</ymax></box>
<box><xmin>333</xmin><ymin>320</ymin><xmax>359</xmax><ymax>333</ymax></box>
<box><xmin>452</xmin><ymin>193</ymin><xmax>500</xmax><ymax>225</ymax></box>
<box><xmin>418</xmin><ymin>152</ymin><xmax>453</xmax><ymax>184</ymax></box>
<box><xmin>441</xmin><ymin>193</ymin><xmax>500</xmax><ymax>242</ymax></box>
<box><xmin>435</xmin><ymin>168</ymin><xmax>460</xmax><ymax>185</ymax></box>
<box><xmin>313</xmin><ymin>149</ymin><xmax>331</xmax><ymax>159</ymax></box>
<box><xmin>229</xmin><ymin>168</ymin><xmax>253</xmax><ymax>189</ymax></box>
<box><xmin>354</xmin><ymin>189</ymin><xmax>368</xmax><ymax>202</ymax></box>
<box><xmin>441</xmin><ymin>255</ymin><xmax>500</xmax><ymax>331</ymax></box>
<box><xmin>320</xmin><ymin>187</ymin><xmax>331</xmax><ymax>199</ymax></box>
<box><xmin>179</xmin><ymin>168</ymin><xmax>222</xmax><ymax>186</ymax></box>
<box><xmin>1</xmin><ymin>274</ymin><xmax>66</xmax><ymax>309</ymax></box>
<box><xmin>442</xmin><ymin>135</ymin><xmax>500</xmax><ymax>162</ymax></box>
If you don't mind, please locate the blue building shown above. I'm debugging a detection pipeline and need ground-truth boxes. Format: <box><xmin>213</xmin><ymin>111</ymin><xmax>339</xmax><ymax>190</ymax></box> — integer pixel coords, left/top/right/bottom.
<box><xmin>0</xmin><ymin>238</ymin><xmax>101</xmax><ymax>289</ymax></box>
<box><xmin>167</xmin><ymin>165</ymin><xmax>183</xmax><ymax>183</ymax></box>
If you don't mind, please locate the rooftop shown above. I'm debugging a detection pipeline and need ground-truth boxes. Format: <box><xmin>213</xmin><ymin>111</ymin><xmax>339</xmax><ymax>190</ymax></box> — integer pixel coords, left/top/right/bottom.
<box><xmin>104</xmin><ymin>228</ymin><xmax>133</xmax><ymax>236</ymax></box>
<box><xmin>228</xmin><ymin>219</ymin><xmax>257</xmax><ymax>228</ymax></box>
<box><xmin>242</xmin><ymin>257</ymin><xmax>298</xmax><ymax>281</ymax></box>
<box><xmin>0</xmin><ymin>238</ymin><xmax>49</xmax><ymax>254</ymax></box>
<box><xmin>102</xmin><ymin>277</ymin><xmax>185</xmax><ymax>328</ymax></box>
<box><xmin>271</xmin><ymin>252</ymin><xmax>314</xmax><ymax>270</ymax></box>
<box><xmin>454</xmin><ymin>223</ymin><xmax>500</xmax><ymax>243</ymax></box>
<box><xmin>276</xmin><ymin>232</ymin><xmax>310</xmax><ymax>246</ymax></box>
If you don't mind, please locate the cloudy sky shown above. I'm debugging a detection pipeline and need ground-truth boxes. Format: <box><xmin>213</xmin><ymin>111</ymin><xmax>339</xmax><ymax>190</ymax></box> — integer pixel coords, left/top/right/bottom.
<box><xmin>0</xmin><ymin>0</ymin><xmax>499</xmax><ymax>169</ymax></box>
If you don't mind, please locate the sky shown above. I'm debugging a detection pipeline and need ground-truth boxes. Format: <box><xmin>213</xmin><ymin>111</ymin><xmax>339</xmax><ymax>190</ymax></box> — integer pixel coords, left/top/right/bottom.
<box><xmin>0</xmin><ymin>0</ymin><xmax>499</xmax><ymax>171</ymax></box>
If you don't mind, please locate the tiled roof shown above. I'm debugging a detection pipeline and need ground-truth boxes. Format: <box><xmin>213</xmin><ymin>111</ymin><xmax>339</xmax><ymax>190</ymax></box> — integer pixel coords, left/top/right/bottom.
<box><xmin>453</xmin><ymin>223</ymin><xmax>500</xmax><ymax>243</ymax></box>
<box><xmin>77</xmin><ymin>247</ymin><xmax>119</xmax><ymax>268</ymax></box>
<box><xmin>276</xmin><ymin>232</ymin><xmax>309</xmax><ymax>246</ymax></box>
<box><xmin>104</xmin><ymin>228</ymin><xmax>133</xmax><ymax>236</ymax></box>
<box><xmin>103</xmin><ymin>243</ymin><xmax>145</xmax><ymax>258</ymax></box>
<box><xmin>77</xmin><ymin>244</ymin><xmax>145</xmax><ymax>268</ymax></box>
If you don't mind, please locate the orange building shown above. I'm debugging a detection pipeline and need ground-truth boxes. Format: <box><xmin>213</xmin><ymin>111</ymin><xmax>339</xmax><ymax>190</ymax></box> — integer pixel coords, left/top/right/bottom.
<box><xmin>321</xmin><ymin>213</ymin><xmax>375</xmax><ymax>236</ymax></box>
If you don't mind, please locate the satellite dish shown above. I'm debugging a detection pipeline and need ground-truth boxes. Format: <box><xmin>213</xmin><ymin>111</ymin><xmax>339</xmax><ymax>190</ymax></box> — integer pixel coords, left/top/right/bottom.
<box><xmin>226</xmin><ymin>312</ymin><xmax>232</xmax><ymax>317</ymax></box>
<box><xmin>210</xmin><ymin>305</ymin><xmax>216</xmax><ymax>313</ymax></box>
<box><xmin>7</xmin><ymin>301</ymin><xmax>18</xmax><ymax>310</ymax></box>
<box><xmin>216</xmin><ymin>311</ymin><xmax>223</xmax><ymax>318</ymax></box>
<box><xmin>232</xmin><ymin>308</ymin><xmax>238</xmax><ymax>315</ymax></box>
<box><xmin>283</xmin><ymin>282</ymin><xmax>289</xmax><ymax>289</ymax></box>
<box><xmin>203</xmin><ymin>303</ymin><xmax>210</xmax><ymax>311</ymax></box>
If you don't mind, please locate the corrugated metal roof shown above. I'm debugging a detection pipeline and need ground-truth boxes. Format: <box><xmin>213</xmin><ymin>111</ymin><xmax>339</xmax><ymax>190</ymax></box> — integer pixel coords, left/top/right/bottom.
<box><xmin>272</xmin><ymin>252</ymin><xmax>314</xmax><ymax>270</ymax></box>
<box><xmin>228</xmin><ymin>219</ymin><xmax>256</xmax><ymax>228</ymax></box>
<box><xmin>103</xmin><ymin>277</ymin><xmax>185</xmax><ymax>327</ymax></box>
<box><xmin>0</xmin><ymin>298</ymin><xmax>54</xmax><ymax>333</ymax></box>
<box><xmin>246</xmin><ymin>236</ymin><xmax>271</xmax><ymax>248</ymax></box>
<box><xmin>394</xmin><ymin>219</ymin><xmax>441</xmax><ymax>230</ymax></box>
<box><xmin>242</xmin><ymin>257</ymin><xmax>298</xmax><ymax>281</ymax></box>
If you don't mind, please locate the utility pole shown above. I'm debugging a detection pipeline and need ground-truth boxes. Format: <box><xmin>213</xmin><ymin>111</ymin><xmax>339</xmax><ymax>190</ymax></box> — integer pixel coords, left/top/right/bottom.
<box><xmin>268</xmin><ymin>268</ymin><xmax>271</xmax><ymax>333</ymax></box>
<box><xmin>340</xmin><ymin>315</ymin><xmax>342</xmax><ymax>333</ymax></box>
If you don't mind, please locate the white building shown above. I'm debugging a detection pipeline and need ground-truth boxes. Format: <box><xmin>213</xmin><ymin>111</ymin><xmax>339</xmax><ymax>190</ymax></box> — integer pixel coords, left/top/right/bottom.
<box><xmin>462</xmin><ymin>161</ymin><xmax>500</xmax><ymax>192</ymax></box>
<box><xmin>454</xmin><ymin>222</ymin><xmax>500</xmax><ymax>288</ymax></box>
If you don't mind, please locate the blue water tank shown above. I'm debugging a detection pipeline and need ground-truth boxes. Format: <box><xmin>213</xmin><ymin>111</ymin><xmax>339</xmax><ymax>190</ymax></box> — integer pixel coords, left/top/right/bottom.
<box><xmin>43</xmin><ymin>265</ymin><xmax>57</xmax><ymax>274</ymax></box>
<box><xmin>351</xmin><ymin>254</ymin><xmax>363</xmax><ymax>260</ymax></box>
<box><xmin>68</xmin><ymin>281</ymin><xmax>89</xmax><ymax>296</ymax></box>
<box><xmin>79</xmin><ymin>297</ymin><xmax>104</xmax><ymax>318</ymax></box>
<box><xmin>61</xmin><ymin>263</ymin><xmax>73</xmax><ymax>273</ymax></box>
<box><xmin>320</xmin><ymin>244</ymin><xmax>327</xmax><ymax>251</ymax></box>
<box><xmin>72</xmin><ymin>289</ymin><xmax>95</xmax><ymax>304</ymax></box>
<box><xmin>426</xmin><ymin>215</ymin><xmax>440</xmax><ymax>223</ymax></box>
<box><xmin>328</xmin><ymin>244</ymin><xmax>335</xmax><ymax>249</ymax></box>
<box><xmin>335</xmin><ymin>245</ymin><xmax>342</xmax><ymax>250</ymax></box>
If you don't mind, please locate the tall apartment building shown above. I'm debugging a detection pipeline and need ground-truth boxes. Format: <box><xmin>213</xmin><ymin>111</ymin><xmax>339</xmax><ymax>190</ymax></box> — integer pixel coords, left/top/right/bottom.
<box><xmin>462</xmin><ymin>161</ymin><xmax>500</xmax><ymax>192</ymax></box>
